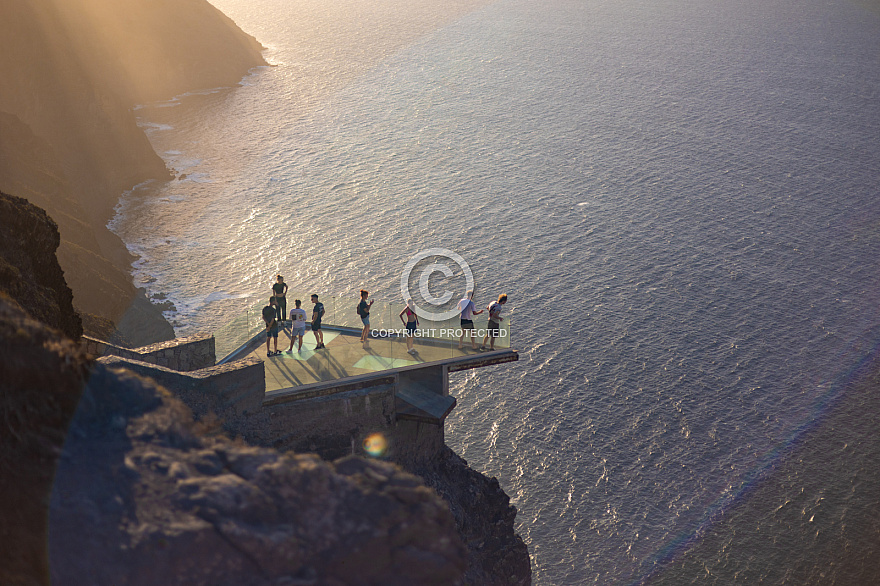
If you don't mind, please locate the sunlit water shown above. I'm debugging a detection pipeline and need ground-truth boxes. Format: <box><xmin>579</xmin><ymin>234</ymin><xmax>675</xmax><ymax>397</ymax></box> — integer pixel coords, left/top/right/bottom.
<box><xmin>111</xmin><ymin>0</ymin><xmax>880</xmax><ymax>583</ymax></box>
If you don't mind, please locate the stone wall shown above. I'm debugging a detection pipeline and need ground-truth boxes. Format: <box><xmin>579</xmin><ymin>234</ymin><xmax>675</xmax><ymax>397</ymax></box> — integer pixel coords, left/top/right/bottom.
<box><xmin>250</xmin><ymin>379</ymin><xmax>398</xmax><ymax>460</ymax></box>
<box><xmin>84</xmin><ymin>334</ymin><xmax>215</xmax><ymax>372</ymax></box>
<box><xmin>98</xmin><ymin>355</ymin><xmax>264</xmax><ymax>424</ymax></box>
<box><xmin>95</xmin><ymin>346</ymin><xmax>517</xmax><ymax>466</ymax></box>
<box><xmin>97</xmin><ymin>355</ymin><xmax>402</xmax><ymax>461</ymax></box>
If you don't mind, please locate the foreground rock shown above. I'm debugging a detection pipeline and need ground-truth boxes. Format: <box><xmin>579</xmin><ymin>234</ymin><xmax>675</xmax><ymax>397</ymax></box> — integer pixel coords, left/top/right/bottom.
<box><xmin>50</xmin><ymin>364</ymin><xmax>466</xmax><ymax>585</ymax></box>
<box><xmin>0</xmin><ymin>297</ymin><xmax>466</xmax><ymax>585</ymax></box>
<box><xmin>409</xmin><ymin>448</ymin><xmax>532</xmax><ymax>586</ymax></box>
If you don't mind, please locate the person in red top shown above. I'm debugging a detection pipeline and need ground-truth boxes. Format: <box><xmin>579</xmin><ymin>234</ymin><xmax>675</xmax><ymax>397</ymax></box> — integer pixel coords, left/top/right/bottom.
<box><xmin>399</xmin><ymin>298</ymin><xmax>419</xmax><ymax>355</ymax></box>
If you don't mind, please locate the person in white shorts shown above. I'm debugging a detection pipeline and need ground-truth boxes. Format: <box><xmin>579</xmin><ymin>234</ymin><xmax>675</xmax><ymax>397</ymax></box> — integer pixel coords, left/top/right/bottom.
<box><xmin>287</xmin><ymin>299</ymin><xmax>308</xmax><ymax>352</ymax></box>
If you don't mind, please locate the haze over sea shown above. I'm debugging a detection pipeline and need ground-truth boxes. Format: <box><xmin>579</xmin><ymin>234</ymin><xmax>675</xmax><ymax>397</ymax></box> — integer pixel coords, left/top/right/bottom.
<box><xmin>111</xmin><ymin>0</ymin><xmax>880</xmax><ymax>582</ymax></box>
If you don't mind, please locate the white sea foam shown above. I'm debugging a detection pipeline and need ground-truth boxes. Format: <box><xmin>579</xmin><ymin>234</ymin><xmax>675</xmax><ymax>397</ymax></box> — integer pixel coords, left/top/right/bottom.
<box><xmin>139</xmin><ymin>122</ymin><xmax>173</xmax><ymax>131</ymax></box>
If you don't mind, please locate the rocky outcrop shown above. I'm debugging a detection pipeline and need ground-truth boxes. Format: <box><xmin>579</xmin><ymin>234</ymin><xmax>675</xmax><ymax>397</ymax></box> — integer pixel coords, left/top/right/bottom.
<box><xmin>0</xmin><ymin>0</ymin><xmax>266</xmax><ymax>346</ymax></box>
<box><xmin>0</xmin><ymin>297</ymin><xmax>466</xmax><ymax>586</ymax></box>
<box><xmin>0</xmin><ymin>298</ymin><xmax>94</xmax><ymax>586</ymax></box>
<box><xmin>0</xmin><ymin>191</ymin><xmax>81</xmax><ymax>340</ymax></box>
<box><xmin>50</xmin><ymin>366</ymin><xmax>466</xmax><ymax>585</ymax></box>
<box><xmin>409</xmin><ymin>447</ymin><xmax>532</xmax><ymax>586</ymax></box>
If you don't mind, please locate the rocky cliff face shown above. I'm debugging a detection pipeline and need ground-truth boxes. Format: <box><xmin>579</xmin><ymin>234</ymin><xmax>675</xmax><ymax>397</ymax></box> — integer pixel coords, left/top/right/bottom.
<box><xmin>0</xmin><ymin>192</ymin><xmax>81</xmax><ymax>340</ymax></box>
<box><xmin>0</xmin><ymin>0</ymin><xmax>266</xmax><ymax>346</ymax></box>
<box><xmin>48</xmin><ymin>363</ymin><xmax>467</xmax><ymax>586</ymax></box>
<box><xmin>0</xmin><ymin>196</ymin><xmax>530</xmax><ymax>585</ymax></box>
<box><xmin>0</xmin><ymin>297</ymin><xmax>467</xmax><ymax>586</ymax></box>
<box><xmin>409</xmin><ymin>447</ymin><xmax>532</xmax><ymax>586</ymax></box>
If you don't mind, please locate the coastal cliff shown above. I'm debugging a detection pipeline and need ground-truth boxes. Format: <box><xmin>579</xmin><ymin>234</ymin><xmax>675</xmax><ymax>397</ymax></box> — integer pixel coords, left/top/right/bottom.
<box><xmin>1</xmin><ymin>194</ymin><xmax>531</xmax><ymax>585</ymax></box>
<box><xmin>0</xmin><ymin>191</ymin><xmax>81</xmax><ymax>340</ymax></box>
<box><xmin>0</xmin><ymin>299</ymin><xmax>467</xmax><ymax>586</ymax></box>
<box><xmin>0</xmin><ymin>194</ymin><xmax>466</xmax><ymax>586</ymax></box>
<box><xmin>0</xmin><ymin>0</ymin><xmax>266</xmax><ymax>346</ymax></box>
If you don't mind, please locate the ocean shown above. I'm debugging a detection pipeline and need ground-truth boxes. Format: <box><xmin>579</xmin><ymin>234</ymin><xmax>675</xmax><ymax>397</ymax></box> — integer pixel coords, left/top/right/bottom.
<box><xmin>110</xmin><ymin>0</ymin><xmax>880</xmax><ymax>582</ymax></box>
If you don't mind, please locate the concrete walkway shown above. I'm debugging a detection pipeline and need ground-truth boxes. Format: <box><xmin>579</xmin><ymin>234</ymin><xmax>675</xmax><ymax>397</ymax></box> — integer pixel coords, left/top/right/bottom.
<box><xmin>251</xmin><ymin>326</ymin><xmax>503</xmax><ymax>392</ymax></box>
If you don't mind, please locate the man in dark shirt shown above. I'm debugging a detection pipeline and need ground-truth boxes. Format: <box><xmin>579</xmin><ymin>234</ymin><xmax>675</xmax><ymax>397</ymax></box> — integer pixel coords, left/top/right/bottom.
<box><xmin>311</xmin><ymin>294</ymin><xmax>325</xmax><ymax>349</ymax></box>
<box><xmin>262</xmin><ymin>297</ymin><xmax>280</xmax><ymax>356</ymax></box>
<box><xmin>272</xmin><ymin>275</ymin><xmax>288</xmax><ymax>322</ymax></box>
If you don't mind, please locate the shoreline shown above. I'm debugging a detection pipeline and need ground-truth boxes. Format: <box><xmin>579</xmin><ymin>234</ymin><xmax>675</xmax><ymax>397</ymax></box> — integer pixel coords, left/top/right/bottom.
<box><xmin>0</xmin><ymin>0</ymin><xmax>267</xmax><ymax>347</ymax></box>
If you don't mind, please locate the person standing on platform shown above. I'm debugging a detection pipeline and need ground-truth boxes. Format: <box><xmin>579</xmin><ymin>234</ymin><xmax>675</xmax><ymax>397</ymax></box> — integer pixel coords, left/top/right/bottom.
<box><xmin>481</xmin><ymin>293</ymin><xmax>507</xmax><ymax>351</ymax></box>
<box><xmin>311</xmin><ymin>294</ymin><xmax>325</xmax><ymax>349</ymax></box>
<box><xmin>457</xmin><ymin>290</ymin><xmax>483</xmax><ymax>350</ymax></box>
<box><xmin>262</xmin><ymin>297</ymin><xmax>280</xmax><ymax>356</ymax></box>
<box><xmin>399</xmin><ymin>298</ymin><xmax>419</xmax><ymax>355</ymax></box>
<box><xmin>287</xmin><ymin>299</ymin><xmax>307</xmax><ymax>352</ymax></box>
<box><xmin>357</xmin><ymin>289</ymin><xmax>374</xmax><ymax>343</ymax></box>
<box><xmin>272</xmin><ymin>275</ymin><xmax>288</xmax><ymax>322</ymax></box>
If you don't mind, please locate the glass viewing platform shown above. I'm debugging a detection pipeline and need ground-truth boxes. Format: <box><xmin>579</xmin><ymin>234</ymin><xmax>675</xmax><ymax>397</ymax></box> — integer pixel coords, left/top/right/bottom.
<box><xmin>212</xmin><ymin>292</ymin><xmax>512</xmax><ymax>392</ymax></box>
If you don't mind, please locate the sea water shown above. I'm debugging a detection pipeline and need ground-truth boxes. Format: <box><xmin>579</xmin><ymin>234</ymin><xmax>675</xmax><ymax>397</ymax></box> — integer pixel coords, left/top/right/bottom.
<box><xmin>110</xmin><ymin>0</ymin><xmax>880</xmax><ymax>582</ymax></box>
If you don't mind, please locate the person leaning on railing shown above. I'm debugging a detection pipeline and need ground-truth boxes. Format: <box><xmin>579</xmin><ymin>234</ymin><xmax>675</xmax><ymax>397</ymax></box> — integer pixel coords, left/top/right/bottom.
<box><xmin>481</xmin><ymin>293</ymin><xmax>507</xmax><ymax>351</ymax></box>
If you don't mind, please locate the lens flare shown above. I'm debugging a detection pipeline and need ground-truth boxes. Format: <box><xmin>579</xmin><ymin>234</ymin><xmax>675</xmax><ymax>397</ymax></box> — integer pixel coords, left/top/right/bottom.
<box><xmin>363</xmin><ymin>433</ymin><xmax>388</xmax><ymax>457</ymax></box>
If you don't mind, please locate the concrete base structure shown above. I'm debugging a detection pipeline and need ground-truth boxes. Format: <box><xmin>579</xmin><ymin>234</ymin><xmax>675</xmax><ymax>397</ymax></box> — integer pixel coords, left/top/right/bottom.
<box><xmin>96</xmin><ymin>330</ymin><xmax>518</xmax><ymax>464</ymax></box>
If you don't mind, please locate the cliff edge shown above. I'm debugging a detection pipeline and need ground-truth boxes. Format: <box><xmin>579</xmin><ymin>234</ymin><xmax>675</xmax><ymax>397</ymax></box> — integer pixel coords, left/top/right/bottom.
<box><xmin>0</xmin><ymin>0</ymin><xmax>266</xmax><ymax>346</ymax></box>
<box><xmin>0</xmin><ymin>195</ymin><xmax>466</xmax><ymax>585</ymax></box>
<box><xmin>1</xmin><ymin>195</ymin><xmax>530</xmax><ymax>585</ymax></box>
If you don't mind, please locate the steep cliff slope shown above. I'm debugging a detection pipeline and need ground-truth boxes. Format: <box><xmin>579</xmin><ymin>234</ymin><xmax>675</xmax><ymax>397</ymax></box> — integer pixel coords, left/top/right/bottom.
<box><xmin>0</xmin><ymin>191</ymin><xmax>81</xmax><ymax>340</ymax></box>
<box><xmin>411</xmin><ymin>447</ymin><xmax>532</xmax><ymax>585</ymax></box>
<box><xmin>0</xmin><ymin>0</ymin><xmax>265</xmax><ymax>346</ymax></box>
<box><xmin>0</xmin><ymin>297</ymin><xmax>467</xmax><ymax>586</ymax></box>
<box><xmin>0</xmin><ymin>196</ymin><xmax>466</xmax><ymax>586</ymax></box>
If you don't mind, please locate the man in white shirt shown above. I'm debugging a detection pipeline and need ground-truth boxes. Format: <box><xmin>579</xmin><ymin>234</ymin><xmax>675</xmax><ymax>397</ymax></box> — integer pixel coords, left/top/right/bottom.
<box><xmin>457</xmin><ymin>290</ymin><xmax>484</xmax><ymax>350</ymax></box>
<box><xmin>286</xmin><ymin>299</ymin><xmax>308</xmax><ymax>352</ymax></box>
